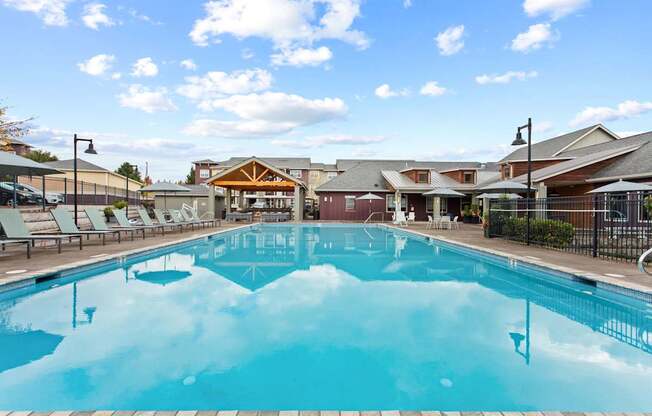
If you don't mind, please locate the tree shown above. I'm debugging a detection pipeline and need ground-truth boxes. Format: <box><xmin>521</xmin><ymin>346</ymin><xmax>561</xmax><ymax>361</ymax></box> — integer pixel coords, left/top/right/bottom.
<box><xmin>115</xmin><ymin>162</ymin><xmax>142</xmax><ymax>182</ymax></box>
<box><xmin>185</xmin><ymin>167</ymin><xmax>195</xmax><ymax>184</ymax></box>
<box><xmin>24</xmin><ymin>149</ymin><xmax>58</xmax><ymax>163</ymax></box>
<box><xmin>0</xmin><ymin>104</ymin><xmax>32</xmax><ymax>143</ymax></box>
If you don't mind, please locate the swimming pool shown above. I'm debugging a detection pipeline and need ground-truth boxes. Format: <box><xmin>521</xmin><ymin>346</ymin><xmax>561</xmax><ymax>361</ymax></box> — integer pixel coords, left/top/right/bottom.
<box><xmin>0</xmin><ymin>224</ymin><xmax>651</xmax><ymax>411</ymax></box>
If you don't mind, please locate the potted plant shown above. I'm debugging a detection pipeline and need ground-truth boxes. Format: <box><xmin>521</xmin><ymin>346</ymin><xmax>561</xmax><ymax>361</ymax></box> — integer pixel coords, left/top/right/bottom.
<box><xmin>470</xmin><ymin>204</ymin><xmax>481</xmax><ymax>224</ymax></box>
<box><xmin>104</xmin><ymin>200</ymin><xmax>127</xmax><ymax>222</ymax></box>
<box><xmin>461</xmin><ymin>206</ymin><xmax>472</xmax><ymax>223</ymax></box>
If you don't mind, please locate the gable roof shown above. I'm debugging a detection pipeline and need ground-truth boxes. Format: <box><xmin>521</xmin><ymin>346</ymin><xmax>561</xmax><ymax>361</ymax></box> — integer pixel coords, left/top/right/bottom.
<box><xmin>207</xmin><ymin>157</ymin><xmax>306</xmax><ymax>188</ymax></box>
<box><xmin>589</xmin><ymin>132</ymin><xmax>652</xmax><ymax>182</ymax></box>
<box><xmin>499</xmin><ymin>124</ymin><xmax>618</xmax><ymax>162</ymax></box>
<box><xmin>511</xmin><ymin>144</ymin><xmax>642</xmax><ymax>183</ymax></box>
<box><xmin>381</xmin><ymin>170</ymin><xmax>434</xmax><ymax>191</ymax></box>
<box><xmin>316</xmin><ymin>160</ymin><xmax>410</xmax><ymax>192</ymax></box>
<box><xmin>44</xmin><ymin>158</ymin><xmax>109</xmax><ymax>172</ymax></box>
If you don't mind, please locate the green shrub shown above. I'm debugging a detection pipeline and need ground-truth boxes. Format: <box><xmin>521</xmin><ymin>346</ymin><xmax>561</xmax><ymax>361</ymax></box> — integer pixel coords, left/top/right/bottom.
<box><xmin>103</xmin><ymin>206</ymin><xmax>113</xmax><ymax>218</ymax></box>
<box><xmin>502</xmin><ymin>216</ymin><xmax>574</xmax><ymax>248</ymax></box>
<box><xmin>112</xmin><ymin>200</ymin><xmax>128</xmax><ymax>209</ymax></box>
<box><xmin>645</xmin><ymin>196</ymin><xmax>652</xmax><ymax>217</ymax></box>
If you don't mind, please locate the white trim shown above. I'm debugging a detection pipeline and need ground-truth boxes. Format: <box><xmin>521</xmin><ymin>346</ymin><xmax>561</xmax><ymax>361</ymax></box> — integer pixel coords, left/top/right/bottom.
<box><xmin>552</xmin><ymin>124</ymin><xmax>620</xmax><ymax>156</ymax></box>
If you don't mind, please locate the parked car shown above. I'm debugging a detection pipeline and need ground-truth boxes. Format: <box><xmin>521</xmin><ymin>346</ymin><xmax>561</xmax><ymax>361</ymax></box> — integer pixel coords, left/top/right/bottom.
<box><xmin>0</xmin><ymin>183</ymin><xmax>42</xmax><ymax>206</ymax></box>
<box><xmin>1</xmin><ymin>182</ymin><xmax>64</xmax><ymax>204</ymax></box>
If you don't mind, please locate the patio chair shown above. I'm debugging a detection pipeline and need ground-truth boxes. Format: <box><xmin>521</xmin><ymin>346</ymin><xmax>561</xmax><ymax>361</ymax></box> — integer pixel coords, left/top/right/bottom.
<box><xmin>451</xmin><ymin>215</ymin><xmax>460</xmax><ymax>230</ymax></box>
<box><xmin>0</xmin><ymin>208</ymin><xmax>82</xmax><ymax>255</ymax></box>
<box><xmin>113</xmin><ymin>209</ymin><xmax>156</xmax><ymax>236</ymax></box>
<box><xmin>153</xmin><ymin>209</ymin><xmax>185</xmax><ymax>233</ymax></box>
<box><xmin>135</xmin><ymin>208</ymin><xmax>170</xmax><ymax>235</ymax></box>
<box><xmin>440</xmin><ymin>216</ymin><xmax>451</xmax><ymax>230</ymax></box>
<box><xmin>51</xmin><ymin>206</ymin><xmax>121</xmax><ymax>245</ymax></box>
<box><xmin>407</xmin><ymin>212</ymin><xmax>416</xmax><ymax>223</ymax></box>
<box><xmin>85</xmin><ymin>208</ymin><xmax>143</xmax><ymax>241</ymax></box>
<box><xmin>394</xmin><ymin>211</ymin><xmax>408</xmax><ymax>227</ymax></box>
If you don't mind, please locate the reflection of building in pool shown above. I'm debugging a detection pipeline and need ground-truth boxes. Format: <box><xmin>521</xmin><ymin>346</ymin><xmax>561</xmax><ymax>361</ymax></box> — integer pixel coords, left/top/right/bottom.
<box><xmin>193</xmin><ymin>226</ymin><xmax>651</xmax><ymax>355</ymax></box>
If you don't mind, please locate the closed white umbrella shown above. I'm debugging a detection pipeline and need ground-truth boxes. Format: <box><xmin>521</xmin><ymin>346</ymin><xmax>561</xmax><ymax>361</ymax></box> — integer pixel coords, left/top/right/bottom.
<box><xmin>587</xmin><ymin>179</ymin><xmax>652</xmax><ymax>194</ymax></box>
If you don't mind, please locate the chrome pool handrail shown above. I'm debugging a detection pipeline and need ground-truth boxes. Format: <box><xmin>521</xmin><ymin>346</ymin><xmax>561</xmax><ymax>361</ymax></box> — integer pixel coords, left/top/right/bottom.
<box><xmin>638</xmin><ymin>247</ymin><xmax>652</xmax><ymax>275</ymax></box>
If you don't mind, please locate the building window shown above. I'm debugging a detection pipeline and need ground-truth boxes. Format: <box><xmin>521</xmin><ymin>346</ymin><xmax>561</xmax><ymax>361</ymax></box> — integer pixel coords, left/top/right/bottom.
<box><xmin>416</xmin><ymin>171</ymin><xmax>429</xmax><ymax>184</ymax></box>
<box><xmin>462</xmin><ymin>171</ymin><xmax>475</xmax><ymax>184</ymax></box>
<box><xmin>345</xmin><ymin>195</ymin><xmax>356</xmax><ymax>210</ymax></box>
<box><xmin>289</xmin><ymin>169</ymin><xmax>302</xmax><ymax>178</ymax></box>
<box><xmin>386</xmin><ymin>194</ymin><xmax>407</xmax><ymax>212</ymax></box>
<box><xmin>327</xmin><ymin>171</ymin><xmax>338</xmax><ymax>180</ymax></box>
<box><xmin>426</xmin><ymin>196</ymin><xmax>433</xmax><ymax>213</ymax></box>
<box><xmin>199</xmin><ymin>169</ymin><xmax>210</xmax><ymax>179</ymax></box>
<box><xmin>502</xmin><ymin>165</ymin><xmax>511</xmax><ymax>179</ymax></box>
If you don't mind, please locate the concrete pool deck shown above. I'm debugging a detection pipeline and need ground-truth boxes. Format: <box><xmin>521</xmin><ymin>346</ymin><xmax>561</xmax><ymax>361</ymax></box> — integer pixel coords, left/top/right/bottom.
<box><xmin>0</xmin><ymin>221</ymin><xmax>650</xmax><ymax>297</ymax></box>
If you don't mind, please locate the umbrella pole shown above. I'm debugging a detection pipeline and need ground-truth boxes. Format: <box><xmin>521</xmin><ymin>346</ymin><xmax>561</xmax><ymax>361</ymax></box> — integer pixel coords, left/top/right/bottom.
<box><xmin>42</xmin><ymin>176</ymin><xmax>46</xmax><ymax>211</ymax></box>
<box><xmin>12</xmin><ymin>175</ymin><xmax>17</xmax><ymax>208</ymax></box>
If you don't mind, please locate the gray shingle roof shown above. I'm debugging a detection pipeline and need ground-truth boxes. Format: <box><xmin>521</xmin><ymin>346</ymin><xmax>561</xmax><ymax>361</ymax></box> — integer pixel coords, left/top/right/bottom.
<box><xmin>590</xmin><ymin>132</ymin><xmax>652</xmax><ymax>180</ymax></box>
<box><xmin>317</xmin><ymin>161</ymin><xmax>411</xmax><ymax>192</ymax></box>
<box><xmin>499</xmin><ymin>124</ymin><xmax>606</xmax><ymax>162</ymax></box>
<box><xmin>381</xmin><ymin>170</ymin><xmax>434</xmax><ymax>191</ymax></box>
<box><xmin>44</xmin><ymin>158</ymin><xmax>109</xmax><ymax>171</ymax></box>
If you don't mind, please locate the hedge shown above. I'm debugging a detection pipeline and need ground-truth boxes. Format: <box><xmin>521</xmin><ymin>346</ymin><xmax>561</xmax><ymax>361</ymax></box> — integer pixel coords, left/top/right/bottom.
<box><xmin>502</xmin><ymin>217</ymin><xmax>575</xmax><ymax>248</ymax></box>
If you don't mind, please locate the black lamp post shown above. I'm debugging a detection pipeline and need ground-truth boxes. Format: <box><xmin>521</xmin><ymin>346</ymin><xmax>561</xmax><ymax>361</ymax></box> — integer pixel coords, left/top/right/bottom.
<box><xmin>512</xmin><ymin>118</ymin><xmax>532</xmax><ymax>245</ymax></box>
<box><xmin>73</xmin><ymin>134</ymin><xmax>98</xmax><ymax>225</ymax></box>
<box><xmin>124</xmin><ymin>163</ymin><xmax>138</xmax><ymax>217</ymax></box>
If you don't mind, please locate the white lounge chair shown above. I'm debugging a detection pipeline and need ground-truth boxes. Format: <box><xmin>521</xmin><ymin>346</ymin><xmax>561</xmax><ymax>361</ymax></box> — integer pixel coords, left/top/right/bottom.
<box><xmin>451</xmin><ymin>215</ymin><xmax>460</xmax><ymax>230</ymax></box>
<box><xmin>393</xmin><ymin>211</ymin><xmax>408</xmax><ymax>227</ymax></box>
<box><xmin>407</xmin><ymin>211</ymin><xmax>416</xmax><ymax>223</ymax></box>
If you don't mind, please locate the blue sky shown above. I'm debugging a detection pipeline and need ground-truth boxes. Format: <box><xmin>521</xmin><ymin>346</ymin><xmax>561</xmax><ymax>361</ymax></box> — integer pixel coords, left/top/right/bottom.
<box><xmin>1</xmin><ymin>0</ymin><xmax>651</xmax><ymax>180</ymax></box>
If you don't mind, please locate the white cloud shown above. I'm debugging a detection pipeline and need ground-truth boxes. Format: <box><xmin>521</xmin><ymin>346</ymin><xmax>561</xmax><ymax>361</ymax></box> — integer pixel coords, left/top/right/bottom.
<box><xmin>111</xmin><ymin>72</ymin><xmax>122</xmax><ymax>80</ymax></box>
<box><xmin>570</xmin><ymin>100</ymin><xmax>652</xmax><ymax>127</ymax></box>
<box><xmin>177</xmin><ymin>68</ymin><xmax>272</xmax><ymax>109</ymax></box>
<box><xmin>2</xmin><ymin>0</ymin><xmax>72</xmax><ymax>26</ymax></box>
<box><xmin>241</xmin><ymin>48</ymin><xmax>255</xmax><ymax>60</ymax></box>
<box><xmin>475</xmin><ymin>70</ymin><xmax>538</xmax><ymax>85</ymax></box>
<box><xmin>511</xmin><ymin>23</ymin><xmax>557</xmax><ymax>52</ymax></box>
<box><xmin>271</xmin><ymin>46</ymin><xmax>333</xmax><ymax>67</ymax></box>
<box><xmin>419</xmin><ymin>81</ymin><xmax>447</xmax><ymax>96</ymax></box>
<box><xmin>435</xmin><ymin>25</ymin><xmax>465</xmax><ymax>56</ymax></box>
<box><xmin>124</xmin><ymin>7</ymin><xmax>161</xmax><ymax>25</ymax></box>
<box><xmin>189</xmin><ymin>0</ymin><xmax>369</xmax><ymax>50</ymax></box>
<box><xmin>118</xmin><ymin>85</ymin><xmax>177</xmax><ymax>113</ymax></box>
<box><xmin>403</xmin><ymin>0</ymin><xmax>412</xmax><ymax>8</ymax></box>
<box><xmin>523</xmin><ymin>0</ymin><xmax>589</xmax><ymax>20</ymax></box>
<box><xmin>78</xmin><ymin>54</ymin><xmax>115</xmax><ymax>76</ymax></box>
<box><xmin>271</xmin><ymin>134</ymin><xmax>385</xmax><ymax>149</ymax></box>
<box><xmin>131</xmin><ymin>57</ymin><xmax>159</xmax><ymax>77</ymax></box>
<box><xmin>374</xmin><ymin>84</ymin><xmax>409</xmax><ymax>99</ymax></box>
<box><xmin>82</xmin><ymin>3</ymin><xmax>115</xmax><ymax>30</ymax></box>
<box><xmin>183</xmin><ymin>92</ymin><xmax>347</xmax><ymax>138</ymax></box>
<box><xmin>180</xmin><ymin>59</ymin><xmax>198</xmax><ymax>71</ymax></box>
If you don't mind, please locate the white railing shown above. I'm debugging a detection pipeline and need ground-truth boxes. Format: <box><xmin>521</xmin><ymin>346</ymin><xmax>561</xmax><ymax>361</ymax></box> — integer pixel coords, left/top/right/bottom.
<box><xmin>638</xmin><ymin>247</ymin><xmax>652</xmax><ymax>275</ymax></box>
<box><xmin>364</xmin><ymin>211</ymin><xmax>384</xmax><ymax>223</ymax></box>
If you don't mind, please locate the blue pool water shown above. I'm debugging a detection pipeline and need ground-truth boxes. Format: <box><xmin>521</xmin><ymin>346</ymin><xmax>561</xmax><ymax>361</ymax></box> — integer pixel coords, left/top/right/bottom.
<box><xmin>0</xmin><ymin>224</ymin><xmax>651</xmax><ymax>411</ymax></box>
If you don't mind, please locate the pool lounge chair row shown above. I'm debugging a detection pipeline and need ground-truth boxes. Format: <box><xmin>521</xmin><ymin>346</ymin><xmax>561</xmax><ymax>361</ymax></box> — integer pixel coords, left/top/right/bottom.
<box><xmin>0</xmin><ymin>206</ymin><xmax>221</xmax><ymax>258</ymax></box>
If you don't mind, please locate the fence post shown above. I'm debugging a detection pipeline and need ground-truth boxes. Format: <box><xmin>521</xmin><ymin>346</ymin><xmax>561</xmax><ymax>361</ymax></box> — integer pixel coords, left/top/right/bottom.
<box><xmin>64</xmin><ymin>179</ymin><xmax>67</xmax><ymax>204</ymax></box>
<box><xmin>592</xmin><ymin>195</ymin><xmax>599</xmax><ymax>257</ymax></box>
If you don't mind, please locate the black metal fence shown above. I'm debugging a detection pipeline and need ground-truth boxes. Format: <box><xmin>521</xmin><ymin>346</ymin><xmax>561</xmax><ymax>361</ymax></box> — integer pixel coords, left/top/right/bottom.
<box><xmin>18</xmin><ymin>176</ymin><xmax>140</xmax><ymax>206</ymax></box>
<box><xmin>488</xmin><ymin>193</ymin><xmax>652</xmax><ymax>262</ymax></box>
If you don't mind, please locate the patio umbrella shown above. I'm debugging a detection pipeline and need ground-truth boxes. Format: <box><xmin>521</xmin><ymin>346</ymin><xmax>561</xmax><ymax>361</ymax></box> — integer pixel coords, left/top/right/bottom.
<box><xmin>357</xmin><ymin>192</ymin><xmax>384</xmax><ymax>215</ymax></box>
<box><xmin>422</xmin><ymin>188</ymin><xmax>465</xmax><ymax>197</ymax></box>
<box><xmin>479</xmin><ymin>180</ymin><xmax>532</xmax><ymax>193</ymax></box>
<box><xmin>0</xmin><ymin>151</ymin><xmax>63</xmax><ymax>208</ymax></box>
<box><xmin>587</xmin><ymin>179</ymin><xmax>652</xmax><ymax>194</ymax></box>
<box><xmin>476</xmin><ymin>193</ymin><xmax>523</xmax><ymax>200</ymax></box>
<box><xmin>138</xmin><ymin>181</ymin><xmax>191</xmax><ymax>208</ymax></box>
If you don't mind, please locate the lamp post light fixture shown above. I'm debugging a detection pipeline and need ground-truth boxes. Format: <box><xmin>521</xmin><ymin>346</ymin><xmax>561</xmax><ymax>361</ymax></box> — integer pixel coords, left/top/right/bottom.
<box><xmin>124</xmin><ymin>163</ymin><xmax>139</xmax><ymax>217</ymax></box>
<box><xmin>73</xmin><ymin>134</ymin><xmax>98</xmax><ymax>225</ymax></box>
<box><xmin>512</xmin><ymin>117</ymin><xmax>532</xmax><ymax>245</ymax></box>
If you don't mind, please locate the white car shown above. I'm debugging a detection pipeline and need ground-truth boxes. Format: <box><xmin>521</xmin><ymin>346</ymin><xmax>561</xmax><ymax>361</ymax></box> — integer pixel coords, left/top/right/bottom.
<box><xmin>3</xmin><ymin>182</ymin><xmax>65</xmax><ymax>204</ymax></box>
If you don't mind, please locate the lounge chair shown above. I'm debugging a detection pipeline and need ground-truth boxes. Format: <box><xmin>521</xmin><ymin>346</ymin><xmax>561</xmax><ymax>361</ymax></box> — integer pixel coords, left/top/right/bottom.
<box><xmin>136</xmin><ymin>208</ymin><xmax>175</xmax><ymax>235</ymax></box>
<box><xmin>113</xmin><ymin>209</ymin><xmax>156</xmax><ymax>236</ymax></box>
<box><xmin>407</xmin><ymin>211</ymin><xmax>416</xmax><ymax>223</ymax></box>
<box><xmin>169</xmin><ymin>209</ymin><xmax>197</xmax><ymax>230</ymax></box>
<box><xmin>153</xmin><ymin>209</ymin><xmax>185</xmax><ymax>233</ymax></box>
<box><xmin>1</xmin><ymin>239</ymin><xmax>31</xmax><ymax>258</ymax></box>
<box><xmin>187</xmin><ymin>207</ymin><xmax>220</xmax><ymax>227</ymax></box>
<box><xmin>179</xmin><ymin>209</ymin><xmax>210</xmax><ymax>228</ymax></box>
<box><xmin>393</xmin><ymin>211</ymin><xmax>408</xmax><ymax>227</ymax></box>
<box><xmin>51</xmin><ymin>207</ymin><xmax>121</xmax><ymax>245</ymax></box>
<box><xmin>85</xmin><ymin>208</ymin><xmax>144</xmax><ymax>240</ymax></box>
<box><xmin>0</xmin><ymin>208</ymin><xmax>82</xmax><ymax>255</ymax></box>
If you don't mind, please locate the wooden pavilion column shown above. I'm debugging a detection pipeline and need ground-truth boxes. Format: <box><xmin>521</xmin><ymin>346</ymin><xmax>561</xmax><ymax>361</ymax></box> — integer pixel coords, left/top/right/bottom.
<box><xmin>225</xmin><ymin>188</ymin><xmax>232</xmax><ymax>214</ymax></box>
<box><xmin>293</xmin><ymin>185</ymin><xmax>304</xmax><ymax>222</ymax></box>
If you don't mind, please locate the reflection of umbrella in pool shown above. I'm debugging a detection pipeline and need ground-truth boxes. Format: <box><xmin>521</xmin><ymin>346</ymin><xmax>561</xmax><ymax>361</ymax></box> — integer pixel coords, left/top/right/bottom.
<box><xmin>587</xmin><ymin>179</ymin><xmax>652</xmax><ymax>194</ymax></box>
<box><xmin>0</xmin><ymin>330</ymin><xmax>63</xmax><ymax>372</ymax></box>
<box><xmin>133</xmin><ymin>270</ymin><xmax>192</xmax><ymax>286</ymax></box>
<box><xmin>138</xmin><ymin>182</ymin><xmax>191</xmax><ymax>209</ymax></box>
